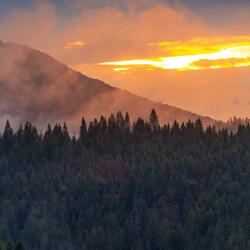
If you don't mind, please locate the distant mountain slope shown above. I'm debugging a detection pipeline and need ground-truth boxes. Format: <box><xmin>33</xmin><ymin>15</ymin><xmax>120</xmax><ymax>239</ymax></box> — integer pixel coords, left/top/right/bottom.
<box><xmin>0</xmin><ymin>41</ymin><xmax>215</xmax><ymax>131</ymax></box>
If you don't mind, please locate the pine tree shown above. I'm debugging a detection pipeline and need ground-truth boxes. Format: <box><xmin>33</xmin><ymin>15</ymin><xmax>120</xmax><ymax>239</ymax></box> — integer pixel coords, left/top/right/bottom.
<box><xmin>149</xmin><ymin>109</ymin><xmax>159</xmax><ymax>132</ymax></box>
<box><xmin>116</xmin><ymin>111</ymin><xmax>125</xmax><ymax>128</ymax></box>
<box><xmin>3</xmin><ymin>120</ymin><xmax>13</xmax><ymax>138</ymax></box>
<box><xmin>44</xmin><ymin>124</ymin><xmax>52</xmax><ymax>141</ymax></box>
<box><xmin>171</xmin><ymin>120</ymin><xmax>180</xmax><ymax>136</ymax></box>
<box><xmin>16</xmin><ymin>125</ymin><xmax>23</xmax><ymax>142</ymax></box>
<box><xmin>108</xmin><ymin>113</ymin><xmax>116</xmax><ymax>133</ymax></box>
<box><xmin>79</xmin><ymin>117</ymin><xmax>87</xmax><ymax>143</ymax></box>
<box><xmin>3</xmin><ymin>120</ymin><xmax>14</xmax><ymax>150</ymax></box>
<box><xmin>125</xmin><ymin>112</ymin><xmax>130</xmax><ymax>129</ymax></box>
<box><xmin>63</xmin><ymin>123</ymin><xmax>70</xmax><ymax>143</ymax></box>
<box><xmin>194</xmin><ymin>119</ymin><xmax>204</xmax><ymax>134</ymax></box>
<box><xmin>23</xmin><ymin>122</ymin><xmax>38</xmax><ymax>145</ymax></box>
<box><xmin>99</xmin><ymin>116</ymin><xmax>107</xmax><ymax>133</ymax></box>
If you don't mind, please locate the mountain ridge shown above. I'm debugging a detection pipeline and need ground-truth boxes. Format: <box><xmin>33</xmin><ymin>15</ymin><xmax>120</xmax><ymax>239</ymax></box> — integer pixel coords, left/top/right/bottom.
<box><xmin>0</xmin><ymin>41</ymin><xmax>216</xmax><ymax>132</ymax></box>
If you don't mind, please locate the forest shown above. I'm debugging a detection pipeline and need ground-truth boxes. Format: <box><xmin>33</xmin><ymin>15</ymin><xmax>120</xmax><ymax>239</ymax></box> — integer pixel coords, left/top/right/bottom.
<box><xmin>0</xmin><ymin>110</ymin><xmax>249</xmax><ymax>250</ymax></box>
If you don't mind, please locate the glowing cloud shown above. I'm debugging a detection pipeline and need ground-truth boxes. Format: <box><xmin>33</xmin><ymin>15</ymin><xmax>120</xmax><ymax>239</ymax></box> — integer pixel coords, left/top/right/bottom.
<box><xmin>64</xmin><ymin>41</ymin><xmax>86</xmax><ymax>49</ymax></box>
<box><xmin>100</xmin><ymin>36</ymin><xmax>250</xmax><ymax>71</ymax></box>
<box><xmin>113</xmin><ymin>67</ymin><xmax>129</xmax><ymax>72</ymax></box>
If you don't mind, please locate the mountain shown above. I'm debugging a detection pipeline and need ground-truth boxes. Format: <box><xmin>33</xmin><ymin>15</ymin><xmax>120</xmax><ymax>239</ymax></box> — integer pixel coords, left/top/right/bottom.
<box><xmin>0</xmin><ymin>41</ymin><xmax>216</xmax><ymax>132</ymax></box>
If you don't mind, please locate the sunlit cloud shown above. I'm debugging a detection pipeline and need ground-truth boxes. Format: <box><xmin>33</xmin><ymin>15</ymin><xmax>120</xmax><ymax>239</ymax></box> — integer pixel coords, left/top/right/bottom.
<box><xmin>64</xmin><ymin>41</ymin><xmax>86</xmax><ymax>49</ymax></box>
<box><xmin>113</xmin><ymin>67</ymin><xmax>129</xmax><ymax>72</ymax></box>
<box><xmin>100</xmin><ymin>36</ymin><xmax>250</xmax><ymax>71</ymax></box>
<box><xmin>149</xmin><ymin>36</ymin><xmax>250</xmax><ymax>55</ymax></box>
<box><xmin>191</xmin><ymin>58</ymin><xmax>250</xmax><ymax>70</ymax></box>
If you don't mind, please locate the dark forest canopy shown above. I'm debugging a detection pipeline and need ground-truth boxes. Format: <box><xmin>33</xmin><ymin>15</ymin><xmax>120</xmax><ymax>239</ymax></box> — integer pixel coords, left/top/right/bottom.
<box><xmin>0</xmin><ymin>110</ymin><xmax>249</xmax><ymax>250</ymax></box>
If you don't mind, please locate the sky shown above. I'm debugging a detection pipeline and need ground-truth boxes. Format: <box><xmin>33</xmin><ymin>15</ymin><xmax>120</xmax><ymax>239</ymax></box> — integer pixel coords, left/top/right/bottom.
<box><xmin>1</xmin><ymin>0</ymin><xmax>250</xmax><ymax>121</ymax></box>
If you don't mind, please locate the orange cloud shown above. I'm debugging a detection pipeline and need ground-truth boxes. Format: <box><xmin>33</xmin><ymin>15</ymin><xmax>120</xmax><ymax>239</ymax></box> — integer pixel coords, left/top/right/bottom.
<box><xmin>99</xmin><ymin>37</ymin><xmax>250</xmax><ymax>71</ymax></box>
<box><xmin>191</xmin><ymin>57</ymin><xmax>250</xmax><ymax>70</ymax></box>
<box><xmin>64</xmin><ymin>41</ymin><xmax>86</xmax><ymax>49</ymax></box>
<box><xmin>113</xmin><ymin>67</ymin><xmax>129</xmax><ymax>72</ymax></box>
<box><xmin>150</xmin><ymin>36</ymin><xmax>250</xmax><ymax>55</ymax></box>
<box><xmin>0</xmin><ymin>2</ymin><xmax>56</xmax><ymax>48</ymax></box>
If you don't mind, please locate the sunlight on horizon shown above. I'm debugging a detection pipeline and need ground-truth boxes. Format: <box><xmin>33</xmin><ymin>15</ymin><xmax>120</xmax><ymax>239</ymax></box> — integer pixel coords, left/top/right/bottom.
<box><xmin>100</xmin><ymin>36</ymin><xmax>250</xmax><ymax>71</ymax></box>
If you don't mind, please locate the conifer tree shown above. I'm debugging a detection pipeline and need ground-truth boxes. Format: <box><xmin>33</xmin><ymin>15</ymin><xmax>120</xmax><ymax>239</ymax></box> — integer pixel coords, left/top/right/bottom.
<box><xmin>63</xmin><ymin>123</ymin><xmax>70</xmax><ymax>143</ymax></box>
<box><xmin>125</xmin><ymin>112</ymin><xmax>131</xmax><ymax>129</ymax></box>
<box><xmin>3</xmin><ymin>120</ymin><xmax>14</xmax><ymax>150</ymax></box>
<box><xmin>116</xmin><ymin>111</ymin><xmax>125</xmax><ymax>128</ymax></box>
<box><xmin>79</xmin><ymin>117</ymin><xmax>87</xmax><ymax>143</ymax></box>
<box><xmin>3</xmin><ymin>120</ymin><xmax>13</xmax><ymax>139</ymax></box>
<box><xmin>149</xmin><ymin>109</ymin><xmax>159</xmax><ymax>132</ymax></box>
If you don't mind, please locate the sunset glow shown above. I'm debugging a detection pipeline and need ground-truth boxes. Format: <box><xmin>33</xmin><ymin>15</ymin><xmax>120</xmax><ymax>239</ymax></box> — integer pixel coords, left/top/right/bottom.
<box><xmin>113</xmin><ymin>67</ymin><xmax>129</xmax><ymax>72</ymax></box>
<box><xmin>100</xmin><ymin>37</ymin><xmax>250</xmax><ymax>71</ymax></box>
<box><xmin>64</xmin><ymin>41</ymin><xmax>86</xmax><ymax>49</ymax></box>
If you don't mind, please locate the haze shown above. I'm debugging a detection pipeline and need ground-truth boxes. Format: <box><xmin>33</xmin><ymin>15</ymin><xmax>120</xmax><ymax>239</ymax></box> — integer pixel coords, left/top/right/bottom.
<box><xmin>1</xmin><ymin>0</ymin><xmax>250</xmax><ymax>120</ymax></box>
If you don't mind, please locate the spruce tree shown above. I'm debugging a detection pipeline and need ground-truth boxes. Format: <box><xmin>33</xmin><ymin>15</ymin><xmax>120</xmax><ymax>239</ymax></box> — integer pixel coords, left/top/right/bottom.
<box><xmin>149</xmin><ymin>109</ymin><xmax>159</xmax><ymax>132</ymax></box>
<box><xmin>125</xmin><ymin>112</ymin><xmax>130</xmax><ymax>129</ymax></box>
<box><xmin>79</xmin><ymin>117</ymin><xmax>87</xmax><ymax>143</ymax></box>
<box><xmin>3</xmin><ymin>120</ymin><xmax>14</xmax><ymax>150</ymax></box>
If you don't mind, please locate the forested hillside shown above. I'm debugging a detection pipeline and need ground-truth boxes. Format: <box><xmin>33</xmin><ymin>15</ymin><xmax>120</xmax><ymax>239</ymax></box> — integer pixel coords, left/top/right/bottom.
<box><xmin>0</xmin><ymin>110</ymin><xmax>249</xmax><ymax>250</ymax></box>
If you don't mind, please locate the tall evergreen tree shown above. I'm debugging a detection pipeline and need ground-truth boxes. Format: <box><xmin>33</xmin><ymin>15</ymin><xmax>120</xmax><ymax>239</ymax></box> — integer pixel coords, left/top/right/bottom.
<box><xmin>149</xmin><ymin>109</ymin><xmax>159</xmax><ymax>132</ymax></box>
<box><xmin>3</xmin><ymin>120</ymin><xmax>14</xmax><ymax>151</ymax></box>
<box><xmin>116</xmin><ymin>111</ymin><xmax>125</xmax><ymax>129</ymax></box>
<box><xmin>63</xmin><ymin>123</ymin><xmax>70</xmax><ymax>143</ymax></box>
<box><xmin>79</xmin><ymin>117</ymin><xmax>87</xmax><ymax>143</ymax></box>
<box><xmin>125</xmin><ymin>112</ymin><xmax>130</xmax><ymax>129</ymax></box>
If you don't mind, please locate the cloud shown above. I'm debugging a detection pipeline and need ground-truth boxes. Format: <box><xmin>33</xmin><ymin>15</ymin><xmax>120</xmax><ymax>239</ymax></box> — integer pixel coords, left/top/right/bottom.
<box><xmin>0</xmin><ymin>1</ymin><xmax>212</xmax><ymax>64</ymax></box>
<box><xmin>184</xmin><ymin>1</ymin><xmax>250</xmax><ymax>35</ymax></box>
<box><xmin>99</xmin><ymin>37</ymin><xmax>250</xmax><ymax>71</ymax></box>
<box><xmin>0</xmin><ymin>2</ymin><xmax>56</xmax><ymax>48</ymax></box>
<box><xmin>63</xmin><ymin>0</ymin><xmax>167</xmax><ymax>12</ymax></box>
<box><xmin>191</xmin><ymin>58</ymin><xmax>250</xmax><ymax>70</ymax></box>
<box><xmin>64</xmin><ymin>41</ymin><xmax>86</xmax><ymax>49</ymax></box>
<box><xmin>52</xmin><ymin>3</ymin><xmax>208</xmax><ymax>66</ymax></box>
<box><xmin>150</xmin><ymin>36</ymin><xmax>250</xmax><ymax>55</ymax></box>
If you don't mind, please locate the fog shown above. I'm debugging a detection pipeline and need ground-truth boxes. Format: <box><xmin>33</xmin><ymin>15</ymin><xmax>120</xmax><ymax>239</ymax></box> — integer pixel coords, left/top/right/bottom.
<box><xmin>0</xmin><ymin>41</ymin><xmax>214</xmax><ymax>134</ymax></box>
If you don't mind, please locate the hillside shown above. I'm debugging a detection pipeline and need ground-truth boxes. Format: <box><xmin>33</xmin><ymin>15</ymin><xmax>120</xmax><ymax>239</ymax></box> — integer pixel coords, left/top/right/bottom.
<box><xmin>0</xmin><ymin>41</ymin><xmax>215</xmax><ymax>131</ymax></box>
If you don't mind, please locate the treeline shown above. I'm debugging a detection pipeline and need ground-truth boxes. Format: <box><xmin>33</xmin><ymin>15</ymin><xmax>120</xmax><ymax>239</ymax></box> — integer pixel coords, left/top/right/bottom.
<box><xmin>0</xmin><ymin>110</ymin><xmax>249</xmax><ymax>250</ymax></box>
<box><xmin>216</xmin><ymin>116</ymin><xmax>250</xmax><ymax>133</ymax></box>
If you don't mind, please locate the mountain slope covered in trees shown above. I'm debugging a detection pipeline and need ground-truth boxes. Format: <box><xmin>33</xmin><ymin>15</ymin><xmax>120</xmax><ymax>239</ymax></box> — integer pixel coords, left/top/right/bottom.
<box><xmin>0</xmin><ymin>41</ymin><xmax>215</xmax><ymax>131</ymax></box>
<box><xmin>0</xmin><ymin>111</ymin><xmax>249</xmax><ymax>250</ymax></box>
